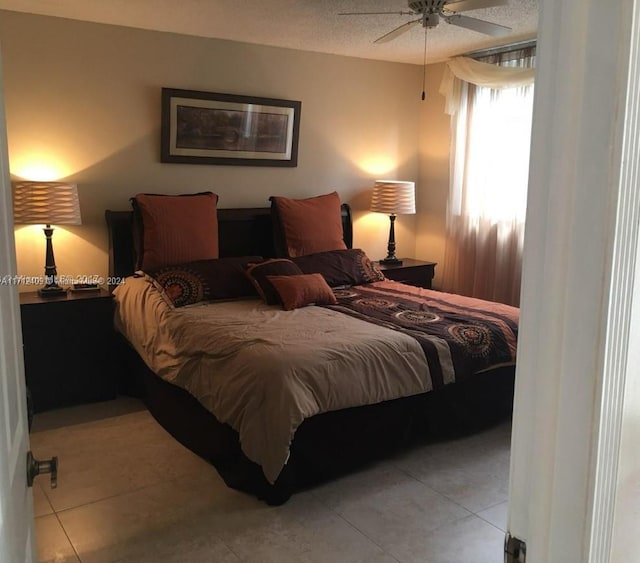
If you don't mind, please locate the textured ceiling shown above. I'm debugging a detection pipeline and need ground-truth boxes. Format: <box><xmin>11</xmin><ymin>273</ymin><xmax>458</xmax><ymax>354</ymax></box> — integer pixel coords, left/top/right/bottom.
<box><xmin>0</xmin><ymin>0</ymin><xmax>538</xmax><ymax>64</ymax></box>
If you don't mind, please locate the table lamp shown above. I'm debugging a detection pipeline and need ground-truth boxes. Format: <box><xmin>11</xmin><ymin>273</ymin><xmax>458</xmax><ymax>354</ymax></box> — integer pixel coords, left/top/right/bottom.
<box><xmin>370</xmin><ymin>180</ymin><xmax>416</xmax><ymax>265</ymax></box>
<box><xmin>13</xmin><ymin>181</ymin><xmax>81</xmax><ymax>295</ymax></box>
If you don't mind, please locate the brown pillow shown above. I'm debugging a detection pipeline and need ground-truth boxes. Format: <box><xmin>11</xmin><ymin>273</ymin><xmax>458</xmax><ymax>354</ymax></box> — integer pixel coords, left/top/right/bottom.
<box><xmin>292</xmin><ymin>248</ymin><xmax>385</xmax><ymax>287</ymax></box>
<box><xmin>266</xmin><ymin>274</ymin><xmax>338</xmax><ymax>311</ymax></box>
<box><xmin>270</xmin><ymin>191</ymin><xmax>347</xmax><ymax>257</ymax></box>
<box><xmin>132</xmin><ymin>192</ymin><xmax>219</xmax><ymax>271</ymax></box>
<box><xmin>245</xmin><ymin>259</ymin><xmax>304</xmax><ymax>305</ymax></box>
<box><xmin>146</xmin><ymin>256</ymin><xmax>263</xmax><ymax>307</ymax></box>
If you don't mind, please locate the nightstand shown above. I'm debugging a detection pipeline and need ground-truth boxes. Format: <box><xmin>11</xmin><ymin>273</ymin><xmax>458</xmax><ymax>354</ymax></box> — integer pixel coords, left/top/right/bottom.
<box><xmin>19</xmin><ymin>289</ymin><xmax>117</xmax><ymax>413</ymax></box>
<box><xmin>376</xmin><ymin>259</ymin><xmax>437</xmax><ymax>289</ymax></box>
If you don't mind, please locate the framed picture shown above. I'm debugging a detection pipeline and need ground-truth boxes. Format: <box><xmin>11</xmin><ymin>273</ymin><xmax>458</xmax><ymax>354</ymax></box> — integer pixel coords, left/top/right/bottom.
<box><xmin>161</xmin><ymin>88</ymin><xmax>301</xmax><ymax>167</ymax></box>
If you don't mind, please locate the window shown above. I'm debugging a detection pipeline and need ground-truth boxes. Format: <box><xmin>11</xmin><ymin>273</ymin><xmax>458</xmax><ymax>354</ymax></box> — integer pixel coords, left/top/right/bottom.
<box><xmin>440</xmin><ymin>47</ymin><xmax>535</xmax><ymax>306</ymax></box>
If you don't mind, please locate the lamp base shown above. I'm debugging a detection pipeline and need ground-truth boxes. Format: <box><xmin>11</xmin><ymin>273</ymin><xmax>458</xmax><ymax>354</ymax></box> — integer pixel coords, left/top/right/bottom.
<box><xmin>38</xmin><ymin>225</ymin><xmax>66</xmax><ymax>297</ymax></box>
<box><xmin>38</xmin><ymin>284</ymin><xmax>65</xmax><ymax>297</ymax></box>
<box><xmin>379</xmin><ymin>257</ymin><xmax>403</xmax><ymax>266</ymax></box>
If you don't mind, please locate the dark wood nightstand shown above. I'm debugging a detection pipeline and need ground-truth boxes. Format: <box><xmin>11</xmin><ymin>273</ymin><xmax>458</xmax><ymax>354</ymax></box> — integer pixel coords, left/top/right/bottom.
<box><xmin>19</xmin><ymin>289</ymin><xmax>117</xmax><ymax>413</ymax></box>
<box><xmin>376</xmin><ymin>259</ymin><xmax>437</xmax><ymax>289</ymax></box>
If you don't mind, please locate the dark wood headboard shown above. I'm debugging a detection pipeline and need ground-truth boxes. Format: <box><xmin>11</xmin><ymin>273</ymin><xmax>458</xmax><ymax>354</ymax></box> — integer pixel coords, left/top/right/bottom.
<box><xmin>105</xmin><ymin>204</ymin><xmax>353</xmax><ymax>282</ymax></box>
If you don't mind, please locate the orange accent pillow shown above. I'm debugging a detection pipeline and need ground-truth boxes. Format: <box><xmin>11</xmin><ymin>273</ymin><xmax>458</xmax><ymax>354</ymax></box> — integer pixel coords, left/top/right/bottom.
<box><xmin>270</xmin><ymin>192</ymin><xmax>347</xmax><ymax>257</ymax></box>
<box><xmin>266</xmin><ymin>273</ymin><xmax>338</xmax><ymax>310</ymax></box>
<box><xmin>133</xmin><ymin>192</ymin><xmax>219</xmax><ymax>271</ymax></box>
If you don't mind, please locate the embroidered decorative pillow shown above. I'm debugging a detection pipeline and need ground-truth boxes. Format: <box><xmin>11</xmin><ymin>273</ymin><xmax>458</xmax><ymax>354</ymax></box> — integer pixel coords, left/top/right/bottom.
<box><xmin>269</xmin><ymin>191</ymin><xmax>347</xmax><ymax>257</ymax></box>
<box><xmin>266</xmin><ymin>274</ymin><xmax>338</xmax><ymax>311</ymax></box>
<box><xmin>147</xmin><ymin>256</ymin><xmax>262</xmax><ymax>307</ymax></box>
<box><xmin>132</xmin><ymin>192</ymin><xmax>219</xmax><ymax>271</ymax></box>
<box><xmin>292</xmin><ymin>248</ymin><xmax>385</xmax><ymax>287</ymax></box>
<box><xmin>245</xmin><ymin>259</ymin><xmax>304</xmax><ymax>305</ymax></box>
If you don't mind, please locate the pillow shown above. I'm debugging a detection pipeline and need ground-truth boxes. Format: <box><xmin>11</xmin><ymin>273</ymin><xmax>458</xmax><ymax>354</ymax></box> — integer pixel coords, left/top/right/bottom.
<box><xmin>267</xmin><ymin>274</ymin><xmax>338</xmax><ymax>311</ymax></box>
<box><xmin>147</xmin><ymin>256</ymin><xmax>262</xmax><ymax>307</ymax></box>
<box><xmin>270</xmin><ymin>191</ymin><xmax>347</xmax><ymax>257</ymax></box>
<box><xmin>132</xmin><ymin>192</ymin><xmax>219</xmax><ymax>271</ymax></box>
<box><xmin>245</xmin><ymin>258</ymin><xmax>304</xmax><ymax>305</ymax></box>
<box><xmin>292</xmin><ymin>248</ymin><xmax>385</xmax><ymax>287</ymax></box>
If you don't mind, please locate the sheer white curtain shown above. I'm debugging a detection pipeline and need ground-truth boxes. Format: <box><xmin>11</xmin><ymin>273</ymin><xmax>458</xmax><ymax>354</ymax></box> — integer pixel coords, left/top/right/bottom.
<box><xmin>439</xmin><ymin>48</ymin><xmax>535</xmax><ymax>306</ymax></box>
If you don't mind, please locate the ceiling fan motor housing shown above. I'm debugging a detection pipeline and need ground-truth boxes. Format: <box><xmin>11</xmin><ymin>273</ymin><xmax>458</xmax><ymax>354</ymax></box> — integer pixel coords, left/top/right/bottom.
<box><xmin>423</xmin><ymin>13</ymin><xmax>440</xmax><ymax>27</ymax></box>
<box><xmin>408</xmin><ymin>1</ymin><xmax>448</xmax><ymax>14</ymax></box>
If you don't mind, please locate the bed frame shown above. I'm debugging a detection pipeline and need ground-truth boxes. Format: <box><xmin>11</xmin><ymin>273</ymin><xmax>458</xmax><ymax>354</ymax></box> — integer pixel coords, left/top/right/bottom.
<box><xmin>105</xmin><ymin>204</ymin><xmax>514</xmax><ymax>505</ymax></box>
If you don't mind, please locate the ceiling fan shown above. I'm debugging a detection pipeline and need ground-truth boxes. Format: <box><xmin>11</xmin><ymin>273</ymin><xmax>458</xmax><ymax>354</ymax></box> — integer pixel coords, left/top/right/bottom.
<box><xmin>339</xmin><ymin>0</ymin><xmax>512</xmax><ymax>43</ymax></box>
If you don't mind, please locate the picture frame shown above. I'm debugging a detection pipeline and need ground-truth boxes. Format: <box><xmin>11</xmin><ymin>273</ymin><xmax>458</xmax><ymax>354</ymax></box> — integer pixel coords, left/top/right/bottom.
<box><xmin>161</xmin><ymin>88</ymin><xmax>301</xmax><ymax>167</ymax></box>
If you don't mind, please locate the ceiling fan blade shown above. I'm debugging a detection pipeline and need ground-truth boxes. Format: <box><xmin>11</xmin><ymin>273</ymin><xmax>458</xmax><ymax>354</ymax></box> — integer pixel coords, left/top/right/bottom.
<box><xmin>338</xmin><ymin>11</ymin><xmax>415</xmax><ymax>16</ymax></box>
<box><xmin>444</xmin><ymin>14</ymin><xmax>511</xmax><ymax>36</ymax></box>
<box><xmin>374</xmin><ymin>19</ymin><xmax>421</xmax><ymax>43</ymax></box>
<box><xmin>444</xmin><ymin>0</ymin><xmax>509</xmax><ymax>13</ymax></box>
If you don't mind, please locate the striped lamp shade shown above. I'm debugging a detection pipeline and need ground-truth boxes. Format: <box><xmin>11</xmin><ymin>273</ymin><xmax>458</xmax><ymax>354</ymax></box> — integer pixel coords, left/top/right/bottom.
<box><xmin>13</xmin><ymin>181</ymin><xmax>82</xmax><ymax>225</ymax></box>
<box><xmin>370</xmin><ymin>180</ymin><xmax>416</xmax><ymax>215</ymax></box>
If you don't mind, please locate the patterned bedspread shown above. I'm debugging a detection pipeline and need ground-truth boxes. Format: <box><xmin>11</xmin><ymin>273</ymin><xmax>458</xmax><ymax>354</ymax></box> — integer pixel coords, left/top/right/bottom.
<box><xmin>114</xmin><ymin>276</ymin><xmax>518</xmax><ymax>483</ymax></box>
<box><xmin>327</xmin><ymin>281</ymin><xmax>519</xmax><ymax>389</ymax></box>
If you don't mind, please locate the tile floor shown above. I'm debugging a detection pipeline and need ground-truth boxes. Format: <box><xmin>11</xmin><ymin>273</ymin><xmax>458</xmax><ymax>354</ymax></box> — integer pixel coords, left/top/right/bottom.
<box><xmin>30</xmin><ymin>397</ymin><xmax>511</xmax><ymax>563</ymax></box>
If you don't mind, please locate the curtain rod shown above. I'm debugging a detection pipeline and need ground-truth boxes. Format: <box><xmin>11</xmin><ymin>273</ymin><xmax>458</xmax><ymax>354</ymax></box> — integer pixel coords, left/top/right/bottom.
<box><xmin>462</xmin><ymin>39</ymin><xmax>537</xmax><ymax>60</ymax></box>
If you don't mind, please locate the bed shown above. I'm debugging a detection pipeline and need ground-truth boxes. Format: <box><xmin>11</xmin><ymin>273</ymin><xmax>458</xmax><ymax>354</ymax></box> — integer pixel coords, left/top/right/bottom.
<box><xmin>106</xmin><ymin>195</ymin><xmax>517</xmax><ymax>505</ymax></box>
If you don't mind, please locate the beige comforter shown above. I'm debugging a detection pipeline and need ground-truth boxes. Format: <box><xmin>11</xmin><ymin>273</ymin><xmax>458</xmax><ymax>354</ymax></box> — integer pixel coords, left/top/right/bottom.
<box><xmin>114</xmin><ymin>276</ymin><xmax>431</xmax><ymax>483</ymax></box>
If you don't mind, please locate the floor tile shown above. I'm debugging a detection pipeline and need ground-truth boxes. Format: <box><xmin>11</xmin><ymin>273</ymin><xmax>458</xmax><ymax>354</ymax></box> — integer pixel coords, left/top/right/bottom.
<box><xmin>32</xmin><ymin>398</ymin><xmax>513</xmax><ymax>563</ymax></box>
<box><xmin>57</xmin><ymin>474</ymin><xmax>239</xmax><ymax>563</ymax></box>
<box><xmin>416</xmin><ymin>462</ymin><xmax>509</xmax><ymax>514</ymax></box>
<box><xmin>30</xmin><ymin>409</ymin><xmax>215</xmax><ymax>511</ymax></box>
<box><xmin>399</xmin><ymin>514</ymin><xmax>505</xmax><ymax>563</ymax></box>
<box><xmin>31</xmin><ymin>397</ymin><xmax>145</xmax><ymax>432</ymax></box>
<box><xmin>59</xmin><ymin>475</ymin><xmax>391</xmax><ymax>563</ymax></box>
<box><xmin>313</xmin><ymin>464</ymin><xmax>471</xmax><ymax>558</ymax></box>
<box><xmin>208</xmin><ymin>492</ymin><xmax>394</xmax><ymax>563</ymax></box>
<box><xmin>477</xmin><ymin>501</ymin><xmax>508</xmax><ymax>532</ymax></box>
<box><xmin>396</xmin><ymin>421</ymin><xmax>511</xmax><ymax>469</ymax></box>
<box><xmin>35</xmin><ymin>514</ymin><xmax>79</xmax><ymax>563</ymax></box>
<box><xmin>33</xmin><ymin>482</ymin><xmax>54</xmax><ymax>517</ymax></box>
<box><xmin>394</xmin><ymin>422</ymin><xmax>511</xmax><ymax>513</ymax></box>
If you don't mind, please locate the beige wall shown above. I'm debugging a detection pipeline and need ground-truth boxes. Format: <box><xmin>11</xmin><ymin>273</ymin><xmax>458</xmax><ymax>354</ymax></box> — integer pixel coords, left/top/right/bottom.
<box><xmin>0</xmin><ymin>11</ymin><xmax>435</xmax><ymax>290</ymax></box>
<box><xmin>415</xmin><ymin>62</ymin><xmax>450</xmax><ymax>289</ymax></box>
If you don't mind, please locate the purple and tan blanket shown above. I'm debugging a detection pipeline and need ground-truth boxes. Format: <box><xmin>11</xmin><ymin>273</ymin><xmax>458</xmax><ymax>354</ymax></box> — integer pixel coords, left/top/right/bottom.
<box><xmin>328</xmin><ymin>281</ymin><xmax>518</xmax><ymax>389</ymax></box>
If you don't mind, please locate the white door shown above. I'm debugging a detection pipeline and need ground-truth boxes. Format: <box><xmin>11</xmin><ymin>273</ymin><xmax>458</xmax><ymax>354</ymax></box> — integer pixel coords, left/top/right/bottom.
<box><xmin>0</xmin><ymin>49</ymin><xmax>35</xmax><ymax>561</ymax></box>
<box><xmin>507</xmin><ymin>0</ymin><xmax>640</xmax><ymax>560</ymax></box>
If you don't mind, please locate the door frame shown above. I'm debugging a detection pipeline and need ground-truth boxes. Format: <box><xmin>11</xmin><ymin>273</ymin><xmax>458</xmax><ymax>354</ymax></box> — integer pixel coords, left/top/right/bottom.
<box><xmin>508</xmin><ymin>0</ymin><xmax>640</xmax><ymax>560</ymax></box>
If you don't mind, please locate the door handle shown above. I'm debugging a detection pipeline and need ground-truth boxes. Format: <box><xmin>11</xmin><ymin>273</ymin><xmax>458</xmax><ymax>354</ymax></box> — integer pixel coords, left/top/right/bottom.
<box><xmin>26</xmin><ymin>451</ymin><xmax>58</xmax><ymax>489</ymax></box>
